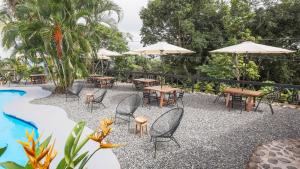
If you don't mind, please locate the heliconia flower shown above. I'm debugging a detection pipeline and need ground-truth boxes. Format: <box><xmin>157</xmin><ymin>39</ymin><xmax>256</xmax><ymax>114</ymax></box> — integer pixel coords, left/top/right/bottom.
<box><xmin>89</xmin><ymin>118</ymin><xmax>120</xmax><ymax>149</ymax></box>
<box><xmin>100</xmin><ymin>141</ymin><xmax>121</xmax><ymax>149</ymax></box>
<box><xmin>17</xmin><ymin>131</ymin><xmax>57</xmax><ymax>169</ymax></box>
<box><xmin>53</xmin><ymin>23</ymin><xmax>63</xmax><ymax>59</ymax></box>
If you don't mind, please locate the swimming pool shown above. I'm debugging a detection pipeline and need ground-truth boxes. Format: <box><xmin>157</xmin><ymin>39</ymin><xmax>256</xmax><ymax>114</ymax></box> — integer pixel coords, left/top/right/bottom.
<box><xmin>0</xmin><ymin>90</ymin><xmax>38</xmax><ymax>168</ymax></box>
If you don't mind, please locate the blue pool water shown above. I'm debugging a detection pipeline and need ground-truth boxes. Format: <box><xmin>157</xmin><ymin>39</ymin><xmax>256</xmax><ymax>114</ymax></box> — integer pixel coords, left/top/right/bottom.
<box><xmin>0</xmin><ymin>90</ymin><xmax>38</xmax><ymax>168</ymax></box>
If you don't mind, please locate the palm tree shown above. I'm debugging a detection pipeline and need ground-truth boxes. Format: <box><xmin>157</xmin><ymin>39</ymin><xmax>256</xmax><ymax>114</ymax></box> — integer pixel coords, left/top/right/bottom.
<box><xmin>0</xmin><ymin>0</ymin><xmax>122</xmax><ymax>92</ymax></box>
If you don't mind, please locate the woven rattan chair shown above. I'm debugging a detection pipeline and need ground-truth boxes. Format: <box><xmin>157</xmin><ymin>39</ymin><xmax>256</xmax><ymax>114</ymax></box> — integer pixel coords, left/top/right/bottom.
<box><xmin>65</xmin><ymin>82</ymin><xmax>84</xmax><ymax>102</ymax></box>
<box><xmin>90</xmin><ymin>89</ymin><xmax>107</xmax><ymax>112</ymax></box>
<box><xmin>150</xmin><ymin>108</ymin><xmax>184</xmax><ymax>158</ymax></box>
<box><xmin>115</xmin><ymin>94</ymin><xmax>142</xmax><ymax>130</ymax></box>
<box><xmin>229</xmin><ymin>94</ymin><xmax>246</xmax><ymax>113</ymax></box>
<box><xmin>254</xmin><ymin>90</ymin><xmax>280</xmax><ymax>114</ymax></box>
<box><xmin>143</xmin><ymin>90</ymin><xmax>159</xmax><ymax>107</ymax></box>
<box><xmin>168</xmin><ymin>90</ymin><xmax>185</xmax><ymax>107</ymax></box>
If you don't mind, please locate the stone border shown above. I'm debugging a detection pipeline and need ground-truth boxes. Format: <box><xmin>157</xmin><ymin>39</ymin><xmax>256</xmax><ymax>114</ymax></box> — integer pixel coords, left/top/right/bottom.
<box><xmin>1</xmin><ymin>86</ymin><xmax>120</xmax><ymax>169</ymax></box>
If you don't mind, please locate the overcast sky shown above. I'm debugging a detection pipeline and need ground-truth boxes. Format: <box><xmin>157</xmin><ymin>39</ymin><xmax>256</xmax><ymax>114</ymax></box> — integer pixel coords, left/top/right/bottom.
<box><xmin>113</xmin><ymin>0</ymin><xmax>149</xmax><ymax>50</ymax></box>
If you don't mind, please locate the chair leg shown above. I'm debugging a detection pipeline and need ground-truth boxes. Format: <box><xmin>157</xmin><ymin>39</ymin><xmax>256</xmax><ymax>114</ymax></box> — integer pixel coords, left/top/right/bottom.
<box><xmin>254</xmin><ymin>100</ymin><xmax>262</xmax><ymax>112</ymax></box>
<box><xmin>114</xmin><ymin>114</ymin><xmax>117</xmax><ymax>123</ymax></box>
<box><xmin>128</xmin><ymin>116</ymin><xmax>130</xmax><ymax>131</ymax></box>
<box><xmin>90</xmin><ymin>102</ymin><xmax>93</xmax><ymax>113</ymax></box>
<box><xmin>269</xmin><ymin>104</ymin><xmax>274</xmax><ymax>115</ymax></box>
<box><xmin>154</xmin><ymin>138</ymin><xmax>157</xmax><ymax>158</ymax></box>
<box><xmin>171</xmin><ymin>137</ymin><xmax>181</xmax><ymax>148</ymax></box>
<box><xmin>213</xmin><ymin>96</ymin><xmax>219</xmax><ymax>103</ymax></box>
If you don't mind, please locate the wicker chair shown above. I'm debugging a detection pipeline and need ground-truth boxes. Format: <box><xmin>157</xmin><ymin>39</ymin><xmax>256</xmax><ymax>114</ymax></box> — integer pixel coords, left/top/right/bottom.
<box><xmin>229</xmin><ymin>95</ymin><xmax>246</xmax><ymax>113</ymax></box>
<box><xmin>107</xmin><ymin>79</ymin><xmax>115</xmax><ymax>88</ymax></box>
<box><xmin>213</xmin><ymin>92</ymin><xmax>226</xmax><ymax>103</ymax></box>
<box><xmin>168</xmin><ymin>90</ymin><xmax>185</xmax><ymax>107</ymax></box>
<box><xmin>143</xmin><ymin>90</ymin><xmax>159</xmax><ymax>107</ymax></box>
<box><xmin>254</xmin><ymin>90</ymin><xmax>280</xmax><ymax>114</ymax></box>
<box><xmin>65</xmin><ymin>82</ymin><xmax>84</xmax><ymax>101</ymax></box>
<box><xmin>90</xmin><ymin>89</ymin><xmax>107</xmax><ymax>112</ymax></box>
<box><xmin>150</xmin><ymin>108</ymin><xmax>184</xmax><ymax>158</ymax></box>
<box><xmin>115</xmin><ymin>94</ymin><xmax>142</xmax><ymax>130</ymax></box>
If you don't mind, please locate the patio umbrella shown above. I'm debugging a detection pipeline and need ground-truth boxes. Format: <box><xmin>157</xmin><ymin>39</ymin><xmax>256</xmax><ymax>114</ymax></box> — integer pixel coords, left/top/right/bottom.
<box><xmin>95</xmin><ymin>48</ymin><xmax>121</xmax><ymax>74</ymax></box>
<box><xmin>97</xmin><ymin>48</ymin><xmax>121</xmax><ymax>57</ymax></box>
<box><xmin>209</xmin><ymin>41</ymin><xmax>295</xmax><ymax>80</ymax></box>
<box><xmin>122</xmin><ymin>51</ymin><xmax>142</xmax><ymax>56</ymax></box>
<box><xmin>97</xmin><ymin>55</ymin><xmax>112</xmax><ymax>60</ymax></box>
<box><xmin>210</xmin><ymin>41</ymin><xmax>295</xmax><ymax>54</ymax></box>
<box><xmin>132</xmin><ymin>41</ymin><xmax>195</xmax><ymax>55</ymax></box>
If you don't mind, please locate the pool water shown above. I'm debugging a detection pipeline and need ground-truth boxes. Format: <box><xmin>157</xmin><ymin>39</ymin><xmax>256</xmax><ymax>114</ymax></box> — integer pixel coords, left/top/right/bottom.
<box><xmin>0</xmin><ymin>90</ymin><xmax>38</xmax><ymax>168</ymax></box>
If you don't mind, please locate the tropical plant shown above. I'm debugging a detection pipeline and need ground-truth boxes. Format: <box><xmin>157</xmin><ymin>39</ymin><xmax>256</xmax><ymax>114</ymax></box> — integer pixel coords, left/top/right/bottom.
<box><xmin>0</xmin><ymin>0</ymin><xmax>123</xmax><ymax>92</ymax></box>
<box><xmin>0</xmin><ymin>119</ymin><xmax>119</xmax><ymax>169</ymax></box>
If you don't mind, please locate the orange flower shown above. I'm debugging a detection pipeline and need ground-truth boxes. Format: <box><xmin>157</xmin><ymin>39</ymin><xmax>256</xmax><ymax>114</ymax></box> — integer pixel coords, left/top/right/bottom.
<box><xmin>18</xmin><ymin>131</ymin><xmax>57</xmax><ymax>169</ymax></box>
<box><xmin>89</xmin><ymin>118</ymin><xmax>120</xmax><ymax>149</ymax></box>
<box><xmin>53</xmin><ymin>23</ymin><xmax>63</xmax><ymax>59</ymax></box>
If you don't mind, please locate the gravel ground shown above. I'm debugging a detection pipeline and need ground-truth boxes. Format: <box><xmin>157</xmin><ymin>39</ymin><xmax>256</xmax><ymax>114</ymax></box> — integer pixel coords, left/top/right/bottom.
<box><xmin>31</xmin><ymin>83</ymin><xmax>300</xmax><ymax>169</ymax></box>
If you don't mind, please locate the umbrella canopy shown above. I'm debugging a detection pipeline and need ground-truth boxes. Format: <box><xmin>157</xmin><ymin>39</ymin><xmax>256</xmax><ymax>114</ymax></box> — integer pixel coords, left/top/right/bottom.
<box><xmin>97</xmin><ymin>48</ymin><xmax>121</xmax><ymax>57</ymax></box>
<box><xmin>97</xmin><ymin>55</ymin><xmax>112</xmax><ymax>60</ymax></box>
<box><xmin>123</xmin><ymin>51</ymin><xmax>142</xmax><ymax>56</ymax></box>
<box><xmin>132</xmin><ymin>41</ymin><xmax>195</xmax><ymax>55</ymax></box>
<box><xmin>210</xmin><ymin>41</ymin><xmax>295</xmax><ymax>54</ymax></box>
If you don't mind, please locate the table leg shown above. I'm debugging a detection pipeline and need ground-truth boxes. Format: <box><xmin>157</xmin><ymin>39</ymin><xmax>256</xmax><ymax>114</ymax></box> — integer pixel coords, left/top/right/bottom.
<box><xmin>225</xmin><ymin>93</ymin><xmax>230</xmax><ymax>107</ymax></box>
<box><xmin>173</xmin><ymin>91</ymin><xmax>177</xmax><ymax>104</ymax></box>
<box><xmin>246</xmin><ymin>96</ymin><xmax>254</xmax><ymax>112</ymax></box>
<box><xmin>159</xmin><ymin>92</ymin><xmax>164</xmax><ymax>108</ymax></box>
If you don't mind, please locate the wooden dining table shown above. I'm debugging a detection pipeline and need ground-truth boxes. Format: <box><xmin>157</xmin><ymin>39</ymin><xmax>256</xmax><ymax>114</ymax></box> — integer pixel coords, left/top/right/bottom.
<box><xmin>223</xmin><ymin>87</ymin><xmax>263</xmax><ymax>112</ymax></box>
<box><xmin>144</xmin><ymin>85</ymin><xmax>180</xmax><ymax>108</ymax></box>
<box><xmin>94</xmin><ymin>76</ymin><xmax>114</xmax><ymax>87</ymax></box>
<box><xmin>30</xmin><ymin>74</ymin><xmax>46</xmax><ymax>84</ymax></box>
<box><xmin>133</xmin><ymin>78</ymin><xmax>158</xmax><ymax>87</ymax></box>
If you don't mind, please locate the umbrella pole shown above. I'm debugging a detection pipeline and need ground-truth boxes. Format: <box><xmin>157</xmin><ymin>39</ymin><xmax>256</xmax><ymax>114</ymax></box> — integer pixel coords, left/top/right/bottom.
<box><xmin>233</xmin><ymin>54</ymin><xmax>240</xmax><ymax>81</ymax></box>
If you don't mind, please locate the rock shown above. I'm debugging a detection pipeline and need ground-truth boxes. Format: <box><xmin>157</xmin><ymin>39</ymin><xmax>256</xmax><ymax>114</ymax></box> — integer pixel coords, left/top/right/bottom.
<box><xmin>255</xmin><ymin>151</ymin><xmax>266</xmax><ymax>156</ymax></box>
<box><xmin>269</xmin><ymin>151</ymin><xmax>276</xmax><ymax>157</ymax></box>
<box><xmin>267</xmin><ymin>158</ymin><xmax>278</xmax><ymax>164</ymax></box>
<box><xmin>271</xmin><ymin>148</ymin><xmax>281</xmax><ymax>151</ymax></box>
<box><xmin>261</xmin><ymin>164</ymin><xmax>270</xmax><ymax>169</ymax></box>
<box><xmin>286</xmin><ymin>166</ymin><xmax>298</xmax><ymax>169</ymax></box>
<box><xmin>277</xmin><ymin>157</ymin><xmax>291</xmax><ymax>163</ymax></box>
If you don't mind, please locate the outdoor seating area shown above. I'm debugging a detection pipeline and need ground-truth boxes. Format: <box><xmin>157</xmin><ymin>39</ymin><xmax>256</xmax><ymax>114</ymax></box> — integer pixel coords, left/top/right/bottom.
<box><xmin>32</xmin><ymin>83</ymin><xmax>300</xmax><ymax>169</ymax></box>
<box><xmin>0</xmin><ymin>0</ymin><xmax>300</xmax><ymax>169</ymax></box>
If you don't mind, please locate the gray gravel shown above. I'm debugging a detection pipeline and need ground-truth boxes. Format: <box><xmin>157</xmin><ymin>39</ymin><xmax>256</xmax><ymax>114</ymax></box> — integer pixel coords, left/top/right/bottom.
<box><xmin>32</xmin><ymin>83</ymin><xmax>300</xmax><ymax>169</ymax></box>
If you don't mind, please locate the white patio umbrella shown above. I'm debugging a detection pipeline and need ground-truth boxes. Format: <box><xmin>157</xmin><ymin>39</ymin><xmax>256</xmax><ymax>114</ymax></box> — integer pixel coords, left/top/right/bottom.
<box><xmin>209</xmin><ymin>41</ymin><xmax>295</xmax><ymax>80</ymax></box>
<box><xmin>97</xmin><ymin>55</ymin><xmax>112</xmax><ymax>60</ymax></box>
<box><xmin>210</xmin><ymin>41</ymin><xmax>295</xmax><ymax>54</ymax></box>
<box><xmin>122</xmin><ymin>51</ymin><xmax>142</xmax><ymax>56</ymax></box>
<box><xmin>132</xmin><ymin>41</ymin><xmax>195</xmax><ymax>55</ymax></box>
<box><xmin>95</xmin><ymin>48</ymin><xmax>120</xmax><ymax>74</ymax></box>
<box><xmin>97</xmin><ymin>48</ymin><xmax>121</xmax><ymax>57</ymax></box>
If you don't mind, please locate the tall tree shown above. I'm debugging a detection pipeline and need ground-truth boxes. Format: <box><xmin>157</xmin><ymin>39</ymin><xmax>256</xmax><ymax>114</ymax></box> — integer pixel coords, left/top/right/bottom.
<box><xmin>0</xmin><ymin>0</ymin><xmax>126</xmax><ymax>91</ymax></box>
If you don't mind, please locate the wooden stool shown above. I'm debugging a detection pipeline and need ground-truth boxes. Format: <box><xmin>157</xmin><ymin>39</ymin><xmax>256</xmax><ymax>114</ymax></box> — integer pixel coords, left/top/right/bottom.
<box><xmin>135</xmin><ymin>116</ymin><xmax>148</xmax><ymax>137</ymax></box>
<box><xmin>85</xmin><ymin>93</ymin><xmax>94</xmax><ymax>105</ymax></box>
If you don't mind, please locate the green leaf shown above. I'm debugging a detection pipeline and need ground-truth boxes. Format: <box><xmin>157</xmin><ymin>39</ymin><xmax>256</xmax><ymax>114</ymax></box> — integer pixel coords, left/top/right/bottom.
<box><xmin>36</xmin><ymin>135</ymin><xmax>52</xmax><ymax>154</ymax></box>
<box><xmin>0</xmin><ymin>162</ymin><xmax>25</xmax><ymax>169</ymax></box>
<box><xmin>0</xmin><ymin>146</ymin><xmax>7</xmax><ymax>157</ymax></box>
<box><xmin>73</xmin><ymin>151</ymin><xmax>88</xmax><ymax>166</ymax></box>
<box><xmin>56</xmin><ymin>158</ymin><xmax>67</xmax><ymax>169</ymax></box>
<box><xmin>64</xmin><ymin>121</ymin><xmax>86</xmax><ymax>167</ymax></box>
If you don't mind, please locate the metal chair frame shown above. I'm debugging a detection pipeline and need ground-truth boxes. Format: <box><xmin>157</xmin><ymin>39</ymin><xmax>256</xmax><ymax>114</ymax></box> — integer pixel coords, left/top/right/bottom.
<box><xmin>150</xmin><ymin>108</ymin><xmax>184</xmax><ymax>158</ymax></box>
